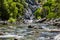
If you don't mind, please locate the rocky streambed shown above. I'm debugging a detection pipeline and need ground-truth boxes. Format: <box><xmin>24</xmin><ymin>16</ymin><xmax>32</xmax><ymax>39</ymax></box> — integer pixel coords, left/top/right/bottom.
<box><xmin>0</xmin><ymin>24</ymin><xmax>60</xmax><ymax>40</ymax></box>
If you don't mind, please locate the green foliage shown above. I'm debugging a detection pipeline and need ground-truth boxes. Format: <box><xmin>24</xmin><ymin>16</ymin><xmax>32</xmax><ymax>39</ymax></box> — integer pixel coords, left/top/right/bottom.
<box><xmin>46</xmin><ymin>12</ymin><xmax>57</xmax><ymax>19</ymax></box>
<box><xmin>37</xmin><ymin>16</ymin><xmax>41</xmax><ymax>19</ymax></box>
<box><xmin>0</xmin><ymin>0</ymin><xmax>60</xmax><ymax>22</ymax></box>
<box><xmin>0</xmin><ymin>12</ymin><xmax>1</xmax><ymax>16</ymax></box>
<box><xmin>34</xmin><ymin>8</ymin><xmax>42</xmax><ymax>19</ymax></box>
<box><xmin>41</xmin><ymin>6</ymin><xmax>49</xmax><ymax>18</ymax></box>
<box><xmin>8</xmin><ymin>17</ymin><xmax>16</xmax><ymax>23</ymax></box>
<box><xmin>16</xmin><ymin>2</ymin><xmax>24</xmax><ymax>16</ymax></box>
<box><xmin>34</xmin><ymin>0</ymin><xmax>60</xmax><ymax>19</ymax></box>
<box><xmin>0</xmin><ymin>0</ymin><xmax>25</xmax><ymax>22</ymax></box>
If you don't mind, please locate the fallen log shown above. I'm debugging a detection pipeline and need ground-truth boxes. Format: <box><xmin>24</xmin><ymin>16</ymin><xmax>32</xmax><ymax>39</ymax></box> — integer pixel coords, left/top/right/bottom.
<box><xmin>48</xmin><ymin>29</ymin><xmax>60</xmax><ymax>32</ymax></box>
<box><xmin>35</xmin><ymin>18</ymin><xmax>46</xmax><ymax>23</ymax></box>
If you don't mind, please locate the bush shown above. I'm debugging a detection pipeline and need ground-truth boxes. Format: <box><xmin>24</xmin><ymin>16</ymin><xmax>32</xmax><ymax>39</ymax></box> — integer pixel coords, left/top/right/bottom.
<box><xmin>8</xmin><ymin>17</ymin><xmax>16</xmax><ymax>23</ymax></box>
<box><xmin>34</xmin><ymin>8</ymin><xmax>42</xmax><ymax>19</ymax></box>
<box><xmin>46</xmin><ymin>12</ymin><xmax>57</xmax><ymax>19</ymax></box>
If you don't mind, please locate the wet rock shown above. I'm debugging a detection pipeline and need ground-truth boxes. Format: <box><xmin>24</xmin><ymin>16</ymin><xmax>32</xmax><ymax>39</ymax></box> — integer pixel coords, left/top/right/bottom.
<box><xmin>44</xmin><ymin>18</ymin><xmax>60</xmax><ymax>27</ymax></box>
<box><xmin>28</xmin><ymin>25</ymin><xmax>34</xmax><ymax>28</ymax></box>
<box><xmin>23</xmin><ymin>19</ymin><xmax>33</xmax><ymax>24</ymax></box>
<box><xmin>28</xmin><ymin>25</ymin><xmax>38</xmax><ymax>29</ymax></box>
<box><xmin>53</xmin><ymin>22</ymin><xmax>60</xmax><ymax>27</ymax></box>
<box><xmin>0</xmin><ymin>32</ymin><xmax>4</xmax><ymax>35</ymax></box>
<box><xmin>28</xmin><ymin>25</ymin><xmax>42</xmax><ymax>29</ymax></box>
<box><xmin>33</xmin><ymin>26</ymin><xmax>38</xmax><ymax>29</ymax></box>
<box><xmin>14</xmin><ymin>39</ymin><xmax>18</xmax><ymax>40</ymax></box>
<box><xmin>0</xmin><ymin>21</ymin><xmax>9</xmax><ymax>25</ymax></box>
<box><xmin>37</xmin><ymin>37</ymin><xmax>50</xmax><ymax>40</ymax></box>
<box><xmin>8</xmin><ymin>26</ymin><xmax>14</xmax><ymax>29</ymax></box>
<box><xmin>54</xmin><ymin>18</ymin><xmax>60</xmax><ymax>22</ymax></box>
<box><xmin>54</xmin><ymin>34</ymin><xmax>60</xmax><ymax>40</ymax></box>
<box><xmin>33</xmin><ymin>26</ymin><xmax>41</xmax><ymax>29</ymax></box>
<box><xmin>26</xmin><ymin>0</ymin><xmax>35</xmax><ymax>5</ymax></box>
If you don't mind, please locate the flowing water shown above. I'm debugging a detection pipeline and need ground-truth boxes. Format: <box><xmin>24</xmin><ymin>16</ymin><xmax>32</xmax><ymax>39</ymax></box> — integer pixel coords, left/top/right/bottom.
<box><xmin>0</xmin><ymin>0</ymin><xmax>60</xmax><ymax>40</ymax></box>
<box><xmin>0</xmin><ymin>24</ymin><xmax>60</xmax><ymax>40</ymax></box>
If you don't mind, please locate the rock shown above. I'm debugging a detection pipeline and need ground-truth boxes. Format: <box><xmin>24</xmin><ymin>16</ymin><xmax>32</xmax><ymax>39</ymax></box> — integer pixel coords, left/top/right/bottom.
<box><xmin>28</xmin><ymin>25</ymin><xmax>37</xmax><ymax>29</ymax></box>
<box><xmin>26</xmin><ymin>0</ymin><xmax>35</xmax><ymax>5</ymax></box>
<box><xmin>14</xmin><ymin>39</ymin><xmax>18</xmax><ymax>40</ymax></box>
<box><xmin>28</xmin><ymin>25</ymin><xmax>42</xmax><ymax>29</ymax></box>
<box><xmin>0</xmin><ymin>32</ymin><xmax>4</xmax><ymax>35</ymax></box>
<box><xmin>8</xmin><ymin>26</ymin><xmax>14</xmax><ymax>29</ymax></box>
<box><xmin>54</xmin><ymin>18</ymin><xmax>60</xmax><ymax>22</ymax></box>
<box><xmin>0</xmin><ymin>21</ymin><xmax>8</xmax><ymax>25</ymax></box>
<box><xmin>0</xmin><ymin>21</ymin><xmax>11</xmax><ymax>25</ymax></box>
<box><xmin>54</xmin><ymin>34</ymin><xmax>60</xmax><ymax>40</ymax></box>
<box><xmin>28</xmin><ymin>25</ymin><xmax>34</xmax><ymax>28</ymax></box>
<box><xmin>33</xmin><ymin>26</ymin><xmax>38</xmax><ymax>29</ymax></box>
<box><xmin>37</xmin><ymin>37</ymin><xmax>47</xmax><ymax>40</ymax></box>
<box><xmin>33</xmin><ymin>26</ymin><xmax>42</xmax><ymax>29</ymax></box>
<box><xmin>23</xmin><ymin>19</ymin><xmax>33</xmax><ymax>24</ymax></box>
<box><xmin>53</xmin><ymin>22</ymin><xmax>60</xmax><ymax>27</ymax></box>
<box><xmin>44</xmin><ymin>18</ymin><xmax>60</xmax><ymax>26</ymax></box>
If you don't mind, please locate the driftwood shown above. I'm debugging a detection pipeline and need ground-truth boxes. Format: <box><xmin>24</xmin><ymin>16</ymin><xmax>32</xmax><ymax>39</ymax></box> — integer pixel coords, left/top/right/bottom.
<box><xmin>35</xmin><ymin>18</ymin><xmax>46</xmax><ymax>23</ymax></box>
<box><xmin>44</xmin><ymin>28</ymin><xmax>60</xmax><ymax>32</ymax></box>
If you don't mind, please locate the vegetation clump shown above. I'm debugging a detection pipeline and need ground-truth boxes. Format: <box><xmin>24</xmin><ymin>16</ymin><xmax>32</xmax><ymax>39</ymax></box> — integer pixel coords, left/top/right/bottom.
<box><xmin>0</xmin><ymin>0</ymin><xmax>60</xmax><ymax>22</ymax></box>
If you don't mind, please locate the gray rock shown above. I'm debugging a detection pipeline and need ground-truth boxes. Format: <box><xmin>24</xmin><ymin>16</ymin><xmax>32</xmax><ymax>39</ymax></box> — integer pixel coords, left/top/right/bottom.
<box><xmin>23</xmin><ymin>19</ymin><xmax>33</xmax><ymax>24</ymax></box>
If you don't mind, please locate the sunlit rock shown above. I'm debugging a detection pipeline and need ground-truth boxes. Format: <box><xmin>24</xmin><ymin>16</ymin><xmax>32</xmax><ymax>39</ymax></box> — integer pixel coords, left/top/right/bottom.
<box><xmin>54</xmin><ymin>34</ymin><xmax>60</xmax><ymax>40</ymax></box>
<box><xmin>23</xmin><ymin>19</ymin><xmax>33</xmax><ymax>24</ymax></box>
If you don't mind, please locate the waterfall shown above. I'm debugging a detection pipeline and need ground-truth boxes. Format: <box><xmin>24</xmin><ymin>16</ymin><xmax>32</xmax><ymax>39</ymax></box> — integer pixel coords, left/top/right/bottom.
<box><xmin>23</xmin><ymin>0</ymin><xmax>41</xmax><ymax>23</ymax></box>
<box><xmin>24</xmin><ymin>0</ymin><xmax>41</xmax><ymax>20</ymax></box>
<box><xmin>24</xmin><ymin>8</ymin><xmax>33</xmax><ymax>20</ymax></box>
